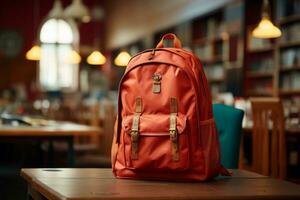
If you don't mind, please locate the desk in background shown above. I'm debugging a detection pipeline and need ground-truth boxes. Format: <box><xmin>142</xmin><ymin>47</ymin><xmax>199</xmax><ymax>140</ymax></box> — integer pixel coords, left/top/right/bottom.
<box><xmin>0</xmin><ymin>122</ymin><xmax>101</xmax><ymax>166</ymax></box>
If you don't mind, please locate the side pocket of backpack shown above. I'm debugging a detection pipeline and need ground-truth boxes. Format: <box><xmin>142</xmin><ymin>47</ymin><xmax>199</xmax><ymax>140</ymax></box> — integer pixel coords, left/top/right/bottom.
<box><xmin>199</xmin><ymin>118</ymin><xmax>221</xmax><ymax>179</ymax></box>
<box><xmin>111</xmin><ymin>118</ymin><xmax>119</xmax><ymax>173</ymax></box>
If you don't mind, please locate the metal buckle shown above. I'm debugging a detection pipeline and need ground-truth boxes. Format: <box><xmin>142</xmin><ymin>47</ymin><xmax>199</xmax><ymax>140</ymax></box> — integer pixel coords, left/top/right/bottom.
<box><xmin>152</xmin><ymin>73</ymin><xmax>162</xmax><ymax>94</ymax></box>
<box><xmin>169</xmin><ymin>129</ymin><xmax>179</xmax><ymax>161</ymax></box>
<box><xmin>169</xmin><ymin>129</ymin><xmax>177</xmax><ymax>142</ymax></box>
<box><xmin>130</xmin><ymin>130</ymin><xmax>139</xmax><ymax>160</ymax></box>
<box><xmin>130</xmin><ymin>130</ymin><xmax>139</xmax><ymax>142</ymax></box>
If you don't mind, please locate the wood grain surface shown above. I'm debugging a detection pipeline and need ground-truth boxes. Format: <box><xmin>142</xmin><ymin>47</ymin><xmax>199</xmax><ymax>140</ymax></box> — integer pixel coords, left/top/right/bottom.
<box><xmin>0</xmin><ymin>123</ymin><xmax>101</xmax><ymax>137</ymax></box>
<box><xmin>21</xmin><ymin>168</ymin><xmax>300</xmax><ymax>200</ymax></box>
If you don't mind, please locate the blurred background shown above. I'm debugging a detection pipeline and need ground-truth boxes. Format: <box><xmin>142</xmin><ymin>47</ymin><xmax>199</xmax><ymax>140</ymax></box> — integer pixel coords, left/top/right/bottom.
<box><xmin>0</xmin><ymin>0</ymin><xmax>299</xmax><ymax>199</ymax></box>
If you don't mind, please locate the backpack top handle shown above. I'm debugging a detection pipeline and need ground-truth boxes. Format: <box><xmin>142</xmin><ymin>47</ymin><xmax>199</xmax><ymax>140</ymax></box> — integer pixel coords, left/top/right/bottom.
<box><xmin>156</xmin><ymin>33</ymin><xmax>182</xmax><ymax>49</ymax></box>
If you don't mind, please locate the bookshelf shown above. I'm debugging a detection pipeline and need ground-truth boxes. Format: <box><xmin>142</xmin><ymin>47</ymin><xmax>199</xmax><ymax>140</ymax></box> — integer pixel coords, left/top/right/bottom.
<box><xmin>191</xmin><ymin>1</ymin><xmax>244</xmax><ymax>97</ymax></box>
<box><xmin>276</xmin><ymin>0</ymin><xmax>300</xmax><ymax>106</ymax></box>
<box><xmin>119</xmin><ymin>0</ymin><xmax>299</xmax><ymax>104</ymax></box>
<box><xmin>244</xmin><ymin>24</ymin><xmax>276</xmax><ymax>96</ymax></box>
<box><xmin>242</xmin><ymin>1</ymin><xmax>300</xmax><ymax>179</ymax></box>
<box><xmin>244</xmin><ymin>0</ymin><xmax>300</xmax><ymax>99</ymax></box>
<box><xmin>116</xmin><ymin>1</ymin><xmax>244</xmax><ymax>98</ymax></box>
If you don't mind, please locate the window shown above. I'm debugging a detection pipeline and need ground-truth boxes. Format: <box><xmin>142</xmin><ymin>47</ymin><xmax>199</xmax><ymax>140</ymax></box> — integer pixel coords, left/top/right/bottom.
<box><xmin>39</xmin><ymin>18</ymin><xmax>79</xmax><ymax>91</ymax></box>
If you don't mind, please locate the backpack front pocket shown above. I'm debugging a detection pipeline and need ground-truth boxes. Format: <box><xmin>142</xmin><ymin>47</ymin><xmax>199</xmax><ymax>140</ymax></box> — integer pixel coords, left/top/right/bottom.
<box><xmin>122</xmin><ymin>114</ymin><xmax>190</xmax><ymax>171</ymax></box>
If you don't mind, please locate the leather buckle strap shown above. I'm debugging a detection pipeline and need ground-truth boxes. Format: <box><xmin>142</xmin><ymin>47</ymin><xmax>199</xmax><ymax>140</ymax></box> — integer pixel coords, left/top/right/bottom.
<box><xmin>135</xmin><ymin>97</ymin><xmax>142</xmax><ymax>113</ymax></box>
<box><xmin>169</xmin><ymin>97</ymin><xmax>179</xmax><ymax>161</ymax></box>
<box><xmin>130</xmin><ymin>97</ymin><xmax>142</xmax><ymax>160</ymax></box>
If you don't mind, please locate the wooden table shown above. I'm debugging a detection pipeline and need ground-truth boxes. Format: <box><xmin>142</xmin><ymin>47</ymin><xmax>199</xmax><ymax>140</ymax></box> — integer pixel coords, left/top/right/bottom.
<box><xmin>21</xmin><ymin>168</ymin><xmax>300</xmax><ymax>200</ymax></box>
<box><xmin>0</xmin><ymin>123</ymin><xmax>101</xmax><ymax>166</ymax></box>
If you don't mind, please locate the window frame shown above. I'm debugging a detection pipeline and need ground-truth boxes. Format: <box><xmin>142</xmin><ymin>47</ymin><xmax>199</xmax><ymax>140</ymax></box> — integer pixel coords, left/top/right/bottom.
<box><xmin>37</xmin><ymin>17</ymin><xmax>80</xmax><ymax>93</ymax></box>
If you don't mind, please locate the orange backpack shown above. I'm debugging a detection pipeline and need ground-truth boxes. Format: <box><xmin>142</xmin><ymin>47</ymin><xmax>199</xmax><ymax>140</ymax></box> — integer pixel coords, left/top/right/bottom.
<box><xmin>111</xmin><ymin>33</ymin><xmax>230</xmax><ymax>181</ymax></box>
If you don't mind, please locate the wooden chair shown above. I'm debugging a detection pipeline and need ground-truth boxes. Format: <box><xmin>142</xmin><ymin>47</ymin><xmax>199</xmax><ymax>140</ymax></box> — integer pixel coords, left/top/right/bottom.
<box><xmin>42</xmin><ymin>102</ymin><xmax>103</xmax><ymax>165</ymax></box>
<box><xmin>48</xmin><ymin>101</ymin><xmax>102</xmax><ymax>146</ymax></box>
<box><xmin>99</xmin><ymin>103</ymin><xmax>116</xmax><ymax>156</ymax></box>
<box><xmin>250</xmin><ymin>98</ymin><xmax>286</xmax><ymax>179</ymax></box>
<box><xmin>74</xmin><ymin>102</ymin><xmax>101</xmax><ymax>146</ymax></box>
<box><xmin>75</xmin><ymin>103</ymin><xmax>116</xmax><ymax>167</ymax></box>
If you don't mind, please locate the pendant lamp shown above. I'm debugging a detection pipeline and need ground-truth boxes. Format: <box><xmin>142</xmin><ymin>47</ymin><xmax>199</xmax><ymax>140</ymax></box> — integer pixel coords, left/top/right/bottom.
<box><xmin>252</xmin><ymin>0</ymin><xmax>281</xmax><ymax>39</ymax></box>
<box><xmin>87</xmin><ymin>50</ymin><xmax>106</xmax><ymax>65</ymax></box>
<box><xmin>26</xmin><ymin>44</ymin><xmax>41</xmax><ymax>61</ymax></box>
<box><xmin>114</xmin><ymin>50</ymin><xmax>131</xmax><ymax>67</ymax></box>
<box><xmin>48</xmin><ymin>0</ymin><xmax>64</xmax><ymax>18</ymax></box>
<box><xmin>26</xmin><ymin>0</ymin><xmax>41</xmax><ymax>61</ymax></box>
<box><xmin>67</xmin><ymin>50</ymin><xmax>81</xmax><ymax>64</ymax></box>
<box><xmin>65</xmin><ymin>0</ymin><xmax>91</xmax><ymax>23</ymax></box>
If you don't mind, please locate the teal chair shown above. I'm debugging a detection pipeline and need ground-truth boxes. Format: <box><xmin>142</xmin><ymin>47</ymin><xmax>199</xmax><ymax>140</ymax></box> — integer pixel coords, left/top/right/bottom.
<box><xmin>213</xmin><ymin>104</ymin><xmax>244</xmax><ymax>169</ymax></box>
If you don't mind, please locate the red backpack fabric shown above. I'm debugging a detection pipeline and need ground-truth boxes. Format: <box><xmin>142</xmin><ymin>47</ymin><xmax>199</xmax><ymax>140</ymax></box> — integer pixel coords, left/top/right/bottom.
<box><xmin>111</xmin><ymin>33</ymin><xmax>230</xmax><ymax>181</ymax></box>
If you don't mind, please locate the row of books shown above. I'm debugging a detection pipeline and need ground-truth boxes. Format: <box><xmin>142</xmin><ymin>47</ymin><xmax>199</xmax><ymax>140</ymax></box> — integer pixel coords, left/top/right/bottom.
<box><xmin>194</xmin><ymin>1</ymin><xmax>243</xmax><ymax>40</ymax></box>
<box><xmin>281</xmin><ymin>48</ymin><xmax>300</xmax><ymax>67</ymax></box>
<box><xmin>194</xmin><ymin>45</ymin><xmax>212</xmax><ymax>61</ymax></box>
<box><xmin>248</xmin><ymin>36</ymin><xmax>272</xmax><ymax>51</ymax></box>
<box><xmin>195</xmin><ymin>18</ymin><xmax>225</xmax><ymax>40</ymax></box>
<box><xmin>193</xmin><ymin>42</ymin><xmax>225</xmax><ymax>61</ymax></box>
<box><xmin>248</xmin><ymin>79</ymin><xmax>273</xmax><ymax>95</ymax></box>
<box><xmin>280</xmin><ymin>23</ymin><xmax>300</xmax><ymax>43</ymax></box>
<box><xmin>280</xmin><ymin>72</ymin><xmax>300</xmax><ymax>89</ymax></box>
<box><xmin>203</xmin><ymin>64</ymin><xmax>224</xmax><ymax>81</ymax></box>
<box><xmin>249</xmin><ymin>58</ymin><xmax>274</xmax><ymax>73</ymax></box>
<box><xmin>277</xmin><ymin>0</ymin><xmax>300</xmax><ymax>19</ymax></box>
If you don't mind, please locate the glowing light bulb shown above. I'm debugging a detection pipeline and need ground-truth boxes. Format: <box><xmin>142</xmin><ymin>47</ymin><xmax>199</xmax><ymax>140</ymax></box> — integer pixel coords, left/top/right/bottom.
<box><xmin>252</xmin><ymin>17</ymin><xmax>282</xmax><ymax>39</ymax></box>
<box><xmin>87</xmin><ymin>50</ymin><xmax>106</xmax><ymax>65</ymax></box>
<box><xmin>114</xmin><ymin>51</ymin><xmax>131</xmax><ymax>67</ymax></box>
<box><xmin>26</xmin><ymin>45</ymin><xmax>41</xmax><ymax>61</ymax></box>
<box><xmin>68</xmin><ymin>50</ymin><xmax>81</xmax><ymax>64</ymax></box>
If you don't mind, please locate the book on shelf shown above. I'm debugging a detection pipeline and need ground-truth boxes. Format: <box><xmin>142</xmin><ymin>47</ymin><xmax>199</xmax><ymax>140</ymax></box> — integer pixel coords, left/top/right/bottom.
<box><xmin>228</xmin><ymin>35</ymin><xmax>238</xmax><ymax>62</ymax></box>
<box><xmin>248</xmin><ymin>35</ymin><xmax>272</xmax><ymax>51</ymax></box>
<box><xmin>290</xmin><ymin>23</ymin><xmax>300</xmax><ymax>41</ymax></box>
<box><xmin>280</xmin><ymin>72</ymin><xmax>300</xmax><ymax>90</ymax></box>
<box><xmin>203</xmin><ymin>64</ymin><xmax>224</xmax><ymax>81</ymax></box>
<box><xmin>215</xmin><ymin>41</ymin><xmax>224</xmax><ymax>58</ymax></box>
<box><xmin>297</xmin><ymin>48</ymin><xmax>300</xmax><ymax>64</ymax></box>
<box><xmin>280</xmin><ymin>23</ymin><xmax>300</xmax><ymax>43</ymax></box>
<box><xmin>224</xmin><ymin>1</ymin><xmax>243</xmax><ymax>34</ymax></box>
<box><xmin>277</xmin><ymin>0</ymin><xmax>300</xmax><ymax>19</ymax></box>
<box><xmin>249</xmin><ymin>58</ymin><xmax>274</xmax><ymax>73</ymax></box>
<box><xmin>291</xmin><ymin>72</ymin><xmax>300</xmax><ymax>89</ymax></box>
<box><xmin>207</xmin><ymin>18</ymin><xmax>218</xmax><ymax>40</ymax></box>
<box><xmin>213</xmin><ymin>65</ymin><xmax>225</xmax><ymax>79</ymax></box>
<box><xmin>196</xmin><ymin>21</ymin><xmax>208</xmax><ymax>40</ymax></box>
<box><xmin>281</xmin><ymin>74</ymin><xmax>292</xmax><ymax>89</ymax></box>
<box><xmin>194</xmin><ymin>44</ymin><xmax>212</xmax><ymax>60</ymax></box>
<box><xmin>248</xmin><ymin>79</ymin><xmax>273</xmax><ymax>96</ymax></box>
<box><xmin>281</xmin><ymin>48</ymin><xmax>298</xmax><ymax>66</ymax></box>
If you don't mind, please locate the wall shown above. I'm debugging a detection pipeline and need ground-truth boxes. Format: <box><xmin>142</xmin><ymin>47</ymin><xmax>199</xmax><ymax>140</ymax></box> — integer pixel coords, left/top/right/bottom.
<box><xmin>0</xmin><ymin>0</ymin><xmax>105</xmax><ymax>91</ymax></box>
<box><xmin>105</xmin><ymin>0</ymin><xmax>231</xmax><ymax>49</ymax></box>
